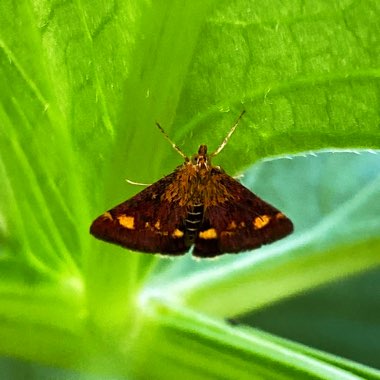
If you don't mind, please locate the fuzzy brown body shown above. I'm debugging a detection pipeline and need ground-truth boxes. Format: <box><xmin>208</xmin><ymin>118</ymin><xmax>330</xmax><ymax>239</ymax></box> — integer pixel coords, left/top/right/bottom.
<box><xmin>90</xmin><ymin>145</ymin><xmax>293</xmax><ymax>257</ymax></box>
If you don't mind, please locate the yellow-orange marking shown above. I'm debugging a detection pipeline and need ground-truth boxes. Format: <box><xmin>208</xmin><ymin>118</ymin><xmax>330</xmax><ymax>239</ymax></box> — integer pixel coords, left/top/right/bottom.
<box><xmin>276</xmin><ymin>212</ymin><xmax>285</xmax><ymax>219</ymax></box>
<box><xmin>154</xmin><ymin>220</ymin><xmax>161</xmax><ymax>230</ymax></box>
<box><xmin>227</xmin><ymin>221</ymin><xmax>237</xmax><ymax>230</ymax></box>
<box><xmin>172</xmin><ymin>229</ymin><xmax>184</xmax><ymax>238</ymax></box>
<box><xmin>118</xmin><ymin>215</ymin><xmax>135</xmax><ymax>229</ymax></box>
<box><xmin>199</xmin><ymin>228</ymin><xmax>218</xmax><ymax>239</ymax></box>
<box><xmin>253</xmin><ymin>215</ymin><xmax>270</xmax><ymax>229</ymax></box>
<box><xmin>103</xmin><ymin>212</ymin><xmax>113</xmax><ymax>220</ymax></box>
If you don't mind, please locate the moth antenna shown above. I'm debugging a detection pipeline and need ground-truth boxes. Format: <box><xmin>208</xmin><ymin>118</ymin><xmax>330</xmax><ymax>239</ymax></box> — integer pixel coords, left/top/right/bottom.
<box><xmin>156</xmin><ymin>122</ymin><xmax>188</xmax><ymax>160</ymax></box>
<box><xmin>210</xmin><ymin>110</ymin><xmax>246</xmax><ymax>157</ymax></box>
<box><xmin>125</xmin><ymin>178</ymin><xmax>152</xmax><ymax>186</ymax></box>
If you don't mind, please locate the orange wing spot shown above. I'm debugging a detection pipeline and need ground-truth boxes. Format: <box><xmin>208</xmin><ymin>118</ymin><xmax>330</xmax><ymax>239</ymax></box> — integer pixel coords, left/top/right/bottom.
<box><xmin>253</xmin><ymin>215</ymin><xmax>271</xmax><ymax>229</ymax></box>
<box><xmin>154</xmin><ymin>220</ymin><xmax>161</xmax><ymax>230</ymax></box>
<box><xmin>172</xmin><ymin>229</ymin><xmax>184</xmax><ymax>238</ymax></box>
<box><xmin>276</xmin><ymin>212</ymin><xmax>285</xmax><ymax>219</ymax></box>
<box><xmin>145</xmin><ymin>222</ymin><xmax>151</xmax><ymax>228</ymax></box>
<box><xmin>117</xmin><ymin>215</ymin><xmax>135</xmax><ymax>229</ymax></box>
<box><xmin>199</xmin><ymin>228</ymin><xmax>218</xmax><ymax>239</ymax></box>
<box><xmin>240</xmin><ymin>221</ymin><xmax>246</xmax><ymax>228</ymax></box>
<box><xmin>227</xmin><ymin>221</ymin><xmax>237</xmax><ymax>230</ymax></box>
<box><xmin>103</xmin><ymin>212</ymin><xmax>113</xmax><ymax>220</ymax></box>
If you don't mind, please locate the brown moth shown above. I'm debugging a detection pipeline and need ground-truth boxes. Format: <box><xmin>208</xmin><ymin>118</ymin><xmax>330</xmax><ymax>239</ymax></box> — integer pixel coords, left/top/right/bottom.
<box><xmin>90</xmin><ymin>111</ymin><xmax>293</xmax><ymax>258</ymax></box>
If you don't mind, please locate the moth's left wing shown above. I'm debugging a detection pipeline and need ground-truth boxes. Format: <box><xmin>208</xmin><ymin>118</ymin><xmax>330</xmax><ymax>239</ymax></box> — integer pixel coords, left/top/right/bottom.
<box><xmin>194</xmin><ymin>174</ymin><xmax>293</xmax><ymax>257</ymax></box>
<box><xmin>90</xmin><ymin>172</ymin><xmax>188</xmax><ymax>255</ymax></box>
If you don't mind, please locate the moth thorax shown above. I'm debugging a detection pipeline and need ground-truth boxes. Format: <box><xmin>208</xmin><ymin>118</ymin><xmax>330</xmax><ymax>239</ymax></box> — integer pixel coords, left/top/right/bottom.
<box><xmin>192</xmin><ymin>145</ymin><xmax>209</xmax><ymax>169</ymax></box>
<box><xmin>184</xmin><ymin>204</ymin><xmax>204</xmax><ymax>247</ymax></box>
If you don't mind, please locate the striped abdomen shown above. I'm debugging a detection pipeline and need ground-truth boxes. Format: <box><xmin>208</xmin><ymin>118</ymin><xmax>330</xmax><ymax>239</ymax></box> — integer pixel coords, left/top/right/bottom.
<box><xmin>184</xmin><ymin>204</ymin><xmax>203</xmax><ymax>247</ymax></box>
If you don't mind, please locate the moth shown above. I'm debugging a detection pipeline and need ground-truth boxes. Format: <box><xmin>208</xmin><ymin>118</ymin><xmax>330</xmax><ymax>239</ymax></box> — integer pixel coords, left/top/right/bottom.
<box><xmin>90</xmin><ymin>111</ymin><xmax>293</xmax><ymax>258</ymax></box>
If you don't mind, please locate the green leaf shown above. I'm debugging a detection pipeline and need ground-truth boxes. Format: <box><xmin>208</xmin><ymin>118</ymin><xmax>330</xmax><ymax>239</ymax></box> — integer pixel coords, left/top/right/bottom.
<box><xmin>129</xmin><ymin>300</ymin><xmax>380</xmax><ymax>380</ymax></box>
<box><xmin>0</xmin><ymin>0</ymin><xmax>379</xmax><ymax>379</ymax></box>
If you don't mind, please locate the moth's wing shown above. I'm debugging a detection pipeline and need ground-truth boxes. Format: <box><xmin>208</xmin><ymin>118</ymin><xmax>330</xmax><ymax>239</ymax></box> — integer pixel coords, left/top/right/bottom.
<box><xmin>90</xmin><ymin>172</ymin><xmax>188</xmax><ymax>255</ymax></box>
<box><xmin>194</xmin><ymin>173</ymin><xmax>293</xmax><ymax>258</ymax></box>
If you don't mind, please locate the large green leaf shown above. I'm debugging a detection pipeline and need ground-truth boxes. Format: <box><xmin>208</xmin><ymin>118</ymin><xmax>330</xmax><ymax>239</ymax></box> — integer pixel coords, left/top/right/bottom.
<box><xmin>0</xmin><ymin>0</ymin><xmax>379</xmax><ymax>379</ymax></box>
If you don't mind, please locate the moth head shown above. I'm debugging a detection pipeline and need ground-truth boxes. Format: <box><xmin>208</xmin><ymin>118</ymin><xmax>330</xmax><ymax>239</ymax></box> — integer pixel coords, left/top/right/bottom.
<box><xmin>191</xmin><ymin>145</ymin><xmax>209</xmax><ymax>169</ymax></box>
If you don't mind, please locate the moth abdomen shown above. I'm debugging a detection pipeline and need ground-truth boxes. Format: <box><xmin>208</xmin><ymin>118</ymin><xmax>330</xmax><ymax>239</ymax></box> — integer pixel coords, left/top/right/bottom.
<box><xmin>184</xmin><ymin>204</ymin><xmax>204</xmax><ymax>246</ymax></box>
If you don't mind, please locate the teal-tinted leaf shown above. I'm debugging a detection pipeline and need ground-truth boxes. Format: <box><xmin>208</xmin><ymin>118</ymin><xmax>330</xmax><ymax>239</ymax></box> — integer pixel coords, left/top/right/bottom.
<box><xmin>151</xmin><ymin>153</ymin><xmax>380</xmax><ymax>316</ymax></box>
